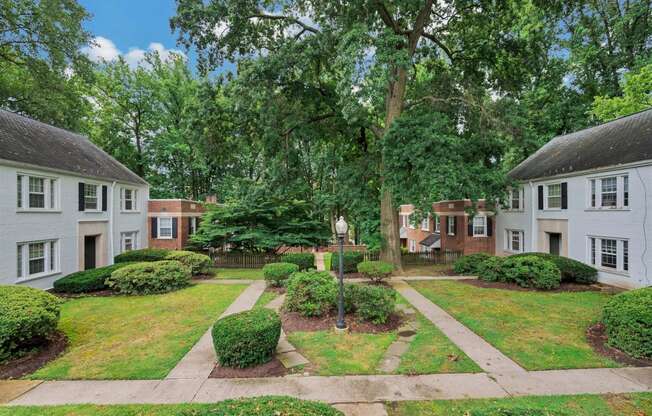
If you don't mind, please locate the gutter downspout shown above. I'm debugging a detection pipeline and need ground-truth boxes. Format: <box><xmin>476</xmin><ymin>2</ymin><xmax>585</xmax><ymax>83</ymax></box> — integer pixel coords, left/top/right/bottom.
<box><xmin>108</xmin><ymin>181</ymin><xmax>116</xmax><ymax>265</ymax></box>
<box><xmin>529</xmin><ymin>181</ymin><xmax>537</xmax><ymax>252</ymax></box>
<box><xmin>635</xmin><ymin>168</ymin><xmax>649</xmax><ymax>285</ymax></box>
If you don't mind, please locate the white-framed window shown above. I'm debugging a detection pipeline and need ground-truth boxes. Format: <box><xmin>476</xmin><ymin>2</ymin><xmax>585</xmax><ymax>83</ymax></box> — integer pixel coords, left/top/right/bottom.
<box><xmin>400</xmin><ymin>214</ymin><xmax>409</xmax><ymax>228</ymax></box>
<box><xmin>508</xmin><ymin>187</ymin><xmax>523</xmax><ymax>210</ymax></box>
<box><xmin>421</xmin><ymin>215</ymin><xmax>430</xmax><ymax>231</ymax></box>
<box><xmin>189</xmin><ymin>217</ymin><xmax>197</xmax><ymax>235</ymax></box>
<box><xmin>16</xmin><ymin>173</ymin><xmax>58</xmax><ymax>210</ymax></box>
<box><xmin>588</xmin><ymin>236</ymin><xmax>629</xmax><ymax>273</ymax></box>
<box><xmin>434</xmin><ymin>214</ymin><xmax>440</xmax><ymax>233</ymax></box>
<box><xmin>546</xmin><ymin>183</ymin><xmax>562</xmax><ymax>209</ymax></box>
<box><xmin>84</xmin><ymin>183</ymin><xmax>99</xmax><ymax>210</ymax></box>
<box><xmin>121</xmin><ymin>188</ymin><xmax>138</xmax><ymax>211</ymax></box>
<box><xmin>472</xmin><ymin>216</ymin><xmax>487</xmax><ymax>237</ymax></box>
<box><xmin>409</xmin><ymin>239</ymin><xmax>416</xmax><ymax>253</ymax></box>
<box><xmin>506</xmin><ymin>230</ymin><xmax>524</xmax><ymax>253</ymax></box>
<box><xmin>158</xmin><ymin>217</ymin><xmax>173</xmax><ymax>239</ymax></box>
<box><xmin>589</xmin><ymin>174</ymin><xmax>629</xmax><ymax>209</ymax></box>
<box><xmin>16</xmin><ymin>240</ymin><xmax>59</xmax><ymax>280</ymax></box>
<box><xmin>121</xmin><ymin>231</ymin><xmax>138</xmax><ymax>252</ymax></box>
<box><xmin>447</xmin><ymin>216</ymin><xmax>456</xmax><ymax>235</ymax></box>
<box><xmin>408</xmin><ymin>214</ymin><xmax>416</xmax><ymax>229</ymax></box>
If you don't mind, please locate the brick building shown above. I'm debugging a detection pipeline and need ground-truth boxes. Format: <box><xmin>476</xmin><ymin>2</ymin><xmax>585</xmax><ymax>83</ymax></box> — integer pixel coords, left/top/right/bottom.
<box><xmin>399</xmin><ymin>200</ymin><xmax>495</xmax><ymax>255</ymax></box>
<box><xmin>148</xmin><ymin>199</ymin><xmax>205</xmax><ymax>250</ymax></box>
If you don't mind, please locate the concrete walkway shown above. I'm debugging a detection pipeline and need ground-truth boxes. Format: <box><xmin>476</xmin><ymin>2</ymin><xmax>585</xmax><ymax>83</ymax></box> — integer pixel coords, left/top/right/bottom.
<box><xmin>265</xmin><ymin>294</ymin><xmax>310</xmax><ymax>369</ymax></box>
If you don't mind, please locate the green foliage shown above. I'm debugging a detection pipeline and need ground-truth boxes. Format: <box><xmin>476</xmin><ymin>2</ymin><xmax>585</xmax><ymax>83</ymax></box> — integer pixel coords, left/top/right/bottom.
<box><xmin>164</xmin><ymin>251</ymin><xmax>212</xmax><ymax>275</ymax></box>
<box><xmin>106</xmin><ymin>261</ymin><xmax>191</xmax><ymax>295</ymax></box>
<box><xmin>0</xmin><ymin>286</ymin><xmax>61</xmax><ymax>361</ymax></box>
<box><xmin>603</xmin><ymin>288</ymin><xmax>652</xmax><ymax>359</ymax></box>
<box><xmin>453</xmin><ymin>253</ymin><xmax>492</xmax><ymax>275</ymax></box>
<box><xmin>331</xmin><ymin>251</ymin><xmax>364</xmax><ymax>274</ymax></box>
<box><xmin>345</xmin><ymin>284</ymin><xmax>396</xmax><ymax>324</ymax></box>
<box><xmin>593</xmin><ymin>63</ymin><xmax>652</xmax><ymax>121</ymax></box>
<box><xmin>357</xmin><ymin>261</ymin><xmax>394</xmax><ymax>283</ymax></box>
<box><xmin>281</xmin><ymin>253</ymin><xmax>315</xmax><ymax>271</ymax></box>
<box><xmin>502</xmin><ymin>256</ymin><xmax>561</xmax><ymax>290</ymax></box>
<box><xmin>477</xmin><ymin>256</ymin><xmax>507</xmax><ymax>282</ymax></box>
<box><xmin>114</xmin><ymin>248</ymin><xmax>171</xmax><ymax>263</ymax></box>
<box><xmin>211</xmin><ymin>308</ymin><xmax>281</xmax><ymax>368</ymax></box>
<box><xmin>285</xmin><ymin>271</ymin><xmax>337</xmax><ymax>317</ymax></box>
<box><xmin>512</xmin><ymin>253</ymin><xmax>597</xmax><ymax>284</ymax></box>
<box><xmin>177</xmin><ymin>396</ymin><xmax>343</xmax><ymax>415</ymax></box>
<box><xmin>53</xmin><ymin>263</ymin><xmax>134</xmax><ymax>293</ymax></box>
<box><xmin>469</xmin><ymin>408</ymin><xmax>565</xmax><ymax>416</ymax></box>
<box><xmin>262</xmin><ymin>262</ymin><xmax>299</xmax><ymax>287</ymax></box>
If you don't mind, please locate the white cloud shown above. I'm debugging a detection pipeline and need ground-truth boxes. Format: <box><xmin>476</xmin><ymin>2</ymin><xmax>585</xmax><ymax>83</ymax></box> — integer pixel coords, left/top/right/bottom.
<box><xmin>81</xmin><ymin>36</ymin><xmax>121</xmax><ymax>62</ymax></box>
<box><xmin>82</xmin><ymin>36</ymin><xmax>185</xmax><ymax>68</ymax></box>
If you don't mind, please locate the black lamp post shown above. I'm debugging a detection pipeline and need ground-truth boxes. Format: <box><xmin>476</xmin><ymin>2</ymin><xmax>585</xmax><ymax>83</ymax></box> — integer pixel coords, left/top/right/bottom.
<box><xmin>335</xmin><ymin>216</ymin><xmax>348</xmax><ymax>331</ymax></box>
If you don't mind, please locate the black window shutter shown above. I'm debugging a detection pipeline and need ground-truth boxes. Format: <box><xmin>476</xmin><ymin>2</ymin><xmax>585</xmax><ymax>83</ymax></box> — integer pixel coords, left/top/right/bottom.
<box><xmin>78</xmin><ymin>183</ymin><xmax>85</xmax><ymax>211</ymax></box>
<box><xmin>172</xmin><ymin>217</ymin><xmax>178</xmax><ymax>238</ymax></box>
<box><xmin>487</xmin><ymin>217</ymin><xmax>493</xmax><ymax>236</ymax></box>
<box><xmin>101</xmin><ymin>185</ymin><xmax>108</xmax><ymax>211</ymax></box>
<box><xmin>151</xmin><ymin>217</ymin><xmax>158</xmax><ymax>238</ymax></box>
<box><xmin>538</xmin><ymin>185</ymin><xmax>544</xmax><ymax>210</ymax></box>
<box><xmin>561</xmin><ymin>182</ymin><xmax>568</xmax><ymax>209</ymax></box>
<box><xmin>467</xmin><ymin>217</ymin><xmax>474</xmax><ymax>236</ymax></box>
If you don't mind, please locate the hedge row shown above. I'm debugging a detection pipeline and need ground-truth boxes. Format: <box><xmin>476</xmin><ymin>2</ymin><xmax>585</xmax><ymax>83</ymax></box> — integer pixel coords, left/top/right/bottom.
<box><xmin>281</xmin><ymin>252</ymin><xmax>315</xmax><ymax>271</ymax></box>
<box><xmin>52</xmin><ymin>262</ymin><xmax>135</xmax><ymax>293</ymax></box>
<box><xmin>114</xmin><ymin>249</ymin><xmax>211</xmax><ymax>275</ymax></box>
<box><xmin>511</xmin><ymin>252</ymin><xmax>597</xmax><ymax>283</ymax></box>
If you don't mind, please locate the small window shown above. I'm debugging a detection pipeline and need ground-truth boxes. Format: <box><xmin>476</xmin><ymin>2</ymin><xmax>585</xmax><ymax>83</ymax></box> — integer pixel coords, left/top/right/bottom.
<box><xmin>17</xmin><ymin>240</ymin><xmax>59</xmax><ymax>280</ymax></box>
<box><xmin>29</xmin><ymin>177</ymin><xmax>45</xmax><ymax>208</ymax></box>
<box><xmin>588</xmin><ymin>175</ymin><xmax>629</xmax><ymax>209</ymax></box>
<box><xmin>158</xmin><ymin>217</ymin><xmax>173</xmax><ymax>239</ymax></box>
<box><xmin>28</xmin><ymin>242</ymin><xmax>45</xmax><ymax>275</ymax></box>
<box><xmin>472</xmin><ymin>216</ymin><xmax>487</xmax><ymax>237</ymax></box>
<box><xmin>601</xmin><ymin>239</ymin><xmax>617</xmax><ymax>268</ymax></box>
<box><xmin>589</xmin><ymin>236</ymin><xmax>628</xmax><ymax>273</ymax></box>
<box><xmin>121</xmin><ymin>231</ymin><xmax>138</xmax><ymax>252</ymax></box>
<box><xmin>447</xmin><ymin>217</ymin><xmax>456</xmax><ymax>235</ymax></box>
<box><xmin>506</xmin><ymin>230</ymin><xmax>523</xmax><ymax>252</ymax></box>
<box><xmin>421</xmin><ymin>216</ymin><xmax>430</xmax><ymax>231</ymax></box>
<box><xmin>84</xmin><ymin>184</ymin><xmax>98</xmax><ymax>210</ymax></box>
<box><xmin>434</xmin><ymin>215</ymin><xmax>440</xmax><ymax>233</ymax></box>
<box><xmin>547</xmin><ymin>183</ymin><xmax>561</xmax><ymax>209</ymax></box>
<box><xmin>601</xmin><ymin>177</ymin><xmax>617</xmax><ymax>207</ymax></box>
<box><xmin>122</xmin><ymin>188</ymin><xmax>137</xmax><ymax>211</ymax></box>
<box><xmin>509</xmin><ymin>187</ymin><xmax>522</xmax><ymax>210</ymax></box>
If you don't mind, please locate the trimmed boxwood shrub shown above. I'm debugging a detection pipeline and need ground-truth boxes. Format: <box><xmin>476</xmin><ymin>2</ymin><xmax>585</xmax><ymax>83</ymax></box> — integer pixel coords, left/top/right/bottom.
<box><xmin>106</xmin><ymin>260</ymin><xmax>191</xmax><ymax>295</ymax></box>
<box><xmin>512</xmin><ymin>252</ymin><xmax>597</xmax><ymax>284</ymax></box>
<box><xmin>603</xmin><ymin>287</ymin><xmax>652</xmax><ymax>359</ymax></box>
<box><xmin>114</xmin><ymin>248</ymin><xmax>170</xmax><ymax>263</ymax></box>
<box><xmin>502</xmin><ymin>255</ymin><xmax>561</xmax><ymax>290</ymax></box>
<box><xmin>453</xmin><ymin>253</ymin><xmax>492</xmax><ymax>275</ymax></box>
<box><xmin>281</xmin><ymin>252</ymin><xmax>315</xmax><ymax>271</ymax></box>
<box><xmin>53</xmin><ymin>263</ymin><xmax>135</xmax><ymax>293</ymax></box>
<box><xmin>0</xmin><ymin>286</ymin><xmax>61</xmax><ymax>361</ymax></box>
<box><xmin>331</xmin><ymin>251</ymin><xmax>364</xmax><ymax>273</ymax></box>
<box><xmin>262</xmin><ymin>262</ymin><xmax>300</xmax><ymax>287</ymax></box>
<box><xmin>165</xmin><ymin>250</ymin><xmax>212</xmax><ymax>275</ymax></box>
<box><xmin>345</xmin><ymin>284</ymin><xmax>396</xmax><ymax>324</ymax></box>
<box><xmin>285</xmin><ymin>270</ymin><xmax>336</xmax><ymax>317</ymax></box>
<box><xmin>357</xmin><ymin>260</ymin><xmax>394</xmax><ymax>282</ymax></box>
<box><xmin>178</xmin><ymin>396</ymin><xmax>343</xmax><ymax>416</ymax></box>
<box><xmin>477</xmin><ymin>256</ymin><xmax>506</xmax><ymax>282</ymax></box>
<box><xmin>212</xmin><ymin>308</ymin><xmax>281</xmax><ymax>368</ymax></box>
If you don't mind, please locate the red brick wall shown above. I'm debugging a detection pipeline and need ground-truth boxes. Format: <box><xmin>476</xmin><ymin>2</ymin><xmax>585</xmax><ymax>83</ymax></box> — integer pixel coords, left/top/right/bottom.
<box><xmin>148</xmin><ymin>200</ymin><xmax>205</xmax><ymax>250</ymax></box>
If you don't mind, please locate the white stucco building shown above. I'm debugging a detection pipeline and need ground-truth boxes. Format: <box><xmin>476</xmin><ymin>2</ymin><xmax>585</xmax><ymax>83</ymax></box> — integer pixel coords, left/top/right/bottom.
<box><xmin>496</xmin><ymin>109</ymin><xmax>652</xmax><ymax>289</ymax></box>
<box><xmin>0</xmin><ymin>110</ymin><xmax>149</xmax><ymax>289</ymax></box>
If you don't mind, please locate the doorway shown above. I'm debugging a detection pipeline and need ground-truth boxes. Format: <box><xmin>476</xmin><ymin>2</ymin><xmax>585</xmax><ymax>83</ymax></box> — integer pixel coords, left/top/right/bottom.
<box><xmin>84</xmin><ymin>235</ymin><xmax>97</xmax><ymax>270</ymax></box>
<box><xmin>548</xmin><ymin>233</ymin><xmax>561</xmax><ymax>256</ymax></box>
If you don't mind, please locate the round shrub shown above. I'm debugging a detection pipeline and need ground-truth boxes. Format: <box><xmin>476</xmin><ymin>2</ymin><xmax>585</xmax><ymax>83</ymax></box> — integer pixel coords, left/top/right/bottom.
<box><xmin>0</xmin><ymin>286</ymin><xmax>61</xmax><ymax>361</ymax></box>
<box><xmin>212</xmin><ymin>308</ymin><xmax>281</xmax><ymax>368</ymax></box>
<box><xmin>262</xmin><ymin>262</ymin><xmax>300</xmax><ymax>287</ymax></box>
<box><xmin>603</xmin><ymin>287</ymin><xmax>652</xmax><ymax>359</ymax></box>
<box><xmin>502</xmin><ymin>255</ymin><xmax>561</xmax><ymax>290</ymax></box>
<box><xmin>165</xmin><ymin>250</ymin><xmax>212</xmax><ymax>275</ymax></box>
<box><xmin>285</xmin><ymin>271</ymin><xmax>336</xmax><ymax>317</ymax></box>
<box><xmin>357</xmin><ymin>261</ymin><xmax>394</xmax><ymax>282</ymax></box>
<box><xmin>331</xmin><ymin>251</ymin><xmax>364</xmax><ymax>273</ymax></box>
<box><xmin>281</xmin><ymin>253</ymin><xmax>315</xmax><ymax>271</ymax></box>
<box><xmin>178</xmin><ymin>396</ymin><xmax>343</xmax><ymax>416</ymax></box>
<box><xmin>453</xmin><ymin>253</ymin><xmax>492</xmax><ymax>275</ymax></box>
<box><xmin>477</xmin><ymin>256</ymin><xmax>506</xmax><ymax>282</ymax></box>
<box><xmin>106</xmin><ymin>260</ymin><xmax>191</xmax><ymax>295</ymax></box>
<box><xmin>114</xmin><ymin>248</ymin><xmax>170</xmax><ymax>263</ymax></box>
<box><xmin>512</xmin><ymin>252</ymin><xmax>597</xmax><ymax>284</ymax></box>
<box><xmin>345</xmin><ymin>284</ymin><xmax>396</xmax><ymax>324</ymax></box>
<box><xmin>53</xmin><ymin>262</ymin><xmax>135</xmax><ymax>293</ymax></box>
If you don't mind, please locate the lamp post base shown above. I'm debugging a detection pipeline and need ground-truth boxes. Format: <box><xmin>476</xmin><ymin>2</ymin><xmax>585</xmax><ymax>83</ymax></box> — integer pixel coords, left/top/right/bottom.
<box><xmin>333</xmin><ymin>325</ymin><xmax>349</xmax><ymax>334</ymax></box>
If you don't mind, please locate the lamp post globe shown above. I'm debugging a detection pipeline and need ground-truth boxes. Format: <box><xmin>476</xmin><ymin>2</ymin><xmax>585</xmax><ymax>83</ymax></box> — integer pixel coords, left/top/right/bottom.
<box><xmin>335</xmin><ymin>216</ymin><xmax>348</xmax><ymax>332</ymax></box>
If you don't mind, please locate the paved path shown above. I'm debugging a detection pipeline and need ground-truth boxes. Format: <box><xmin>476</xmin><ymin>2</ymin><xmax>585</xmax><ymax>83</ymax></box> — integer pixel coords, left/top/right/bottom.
<box><xmin>265</xmin><ymin>294</ymin><xmax>310</xmax><ymax>369</ymax></box>
<box><xmin>315</xmin><ymin>252</ymin><xmax>326</xmax><ymax>271</ymax></box>
<box><xmin>165</xmin><ymin>281</ymin><xmax>266</xmax><ymax>380</ymax></box>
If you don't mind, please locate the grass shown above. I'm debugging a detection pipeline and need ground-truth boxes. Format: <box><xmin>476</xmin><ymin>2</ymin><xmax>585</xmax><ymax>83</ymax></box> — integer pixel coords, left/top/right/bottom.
<box><xmin>29</xmin><ymin>284</ymin><xmax>246</xmax><ymax>380</ymax></box>
<box><xmin>212</xmin><ymin>267</ymin><xmax>264</xmax><ymax>279</ymax></box>
<box><xmin>254</xmin><ymin>290</ymin><xmax>280</xmax><ymax>308</ymax></box>
<box><xmin>410</xmin><ymin>280</ymin><xmax>618</xmax><ymax>370</ymax></box>
<box><xmin>388</xmin><ymin>393</ymin><xmax>652</xmax><ymax>415</ymax></box>
<box><xmin>398</xmin><ymin>264</ymin><xmax>453</xmax><ymax>277</ymax></box>
<box><xmin>323</xmin><ymin>252</ymin><xmax>332</xmax><ymax>270</ymax></box>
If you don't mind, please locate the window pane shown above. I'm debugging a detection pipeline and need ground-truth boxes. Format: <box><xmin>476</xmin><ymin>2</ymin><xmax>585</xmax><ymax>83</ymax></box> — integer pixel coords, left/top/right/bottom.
<box><xmin>547</xmin><ymin>184</ymin><xmax>561</xmax><ymax>208</ymax></box>
<box><xmin>511</xmin><ymin>231</ymin><xmax>521</xmax><ymax>252</ymax></box>
<box><xmin>623</xmin><ymin>241</ymin><xmax>629</xmax><ymax>271</ymax></box>
<box><xmin>28</xmin><ymin>242</ymin><xmax>45</xmax><ymax>275</ymax></box>
<box><xmin>473</xmin><ymin>216</ymin><xmax>486</xmax><ymax>235</ymax></box>
<box><xmin>17</xmin><ymin>245</ymin><xmax>22</xmax><ymax>278</ymax></box>
<box><xmin>29</xmin><ymin>177</ymin><xmax>45</xmax><ymax>208</ymax></box>
<box><xmin>623</xmin><ymin>176</ymin><xmax>629</xmax><ymax>207</ymax></box>
<box><xmin>17</xmin><ymin>175</ymin><xmax>22</xmax><ymax>208</ymax></box>
<box><xmin>590</xmin><ymin>180</ymin><xmax>596</xmax><ymax>207</ymax></box>
<box><xmin>601</xmin><ymin>177</ymin><xmax>617</xmax><ymax>207</ymax></box>
<box><xmin>511</xmin><ymin>189</ymin><xmax>520</xmax><ymax>209</ymax></box>
<box><xmin>601</xmin><ymin>239</ymin><xmax>617</xmax><ymax>268</ymax></box>
<box><xmin>84</xmin><ymin>184</ymin><xmax>97</xmax><ymax>210</ymax></box>
<box><xmin>590</xmin><ymin>238</ymin><xmax>596</xmax><ymax>265</ymax></box>
<box><xmin>50</xmin><ymin>180</ymin><xmax>55</xmax><ymax>209</ymax></box>
<box><xmin>50</xmin><ymin>241</ymin><xmax>56</xmax><ymax>271</ymax></box>
<box><xmin>159</xmin><ymin>218</ymin><xmax>172</xmax><ymax>237</ymax></box>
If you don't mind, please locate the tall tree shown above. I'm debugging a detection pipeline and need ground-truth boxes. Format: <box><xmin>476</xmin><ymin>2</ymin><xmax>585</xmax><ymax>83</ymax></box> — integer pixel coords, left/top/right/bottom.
<box><xmin>592</xmin><ymin>62</ymin><xmax>652</xmax><ymax>121</ymax></box>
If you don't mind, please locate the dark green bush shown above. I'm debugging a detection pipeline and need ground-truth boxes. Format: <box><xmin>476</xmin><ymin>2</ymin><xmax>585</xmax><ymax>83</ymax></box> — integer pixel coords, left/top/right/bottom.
<box><xmin>345</xmin><ymin>284</ymin><xmax>396</xmax><ymax>324</ymax></box>
<box><xmin>477</xmin><ymin>256</ymin><xmax>506</xmax><ymax>282</ymax></box>
<box><xmin>178</xmin><ymin>396</ymin><xmax>343</xmax><ymax>416</ymax></box>
<box><xmin>281</xmin><ymin>252</ymin><xmax>315</xmax><ymax>271</ymax></box>
<box><xmin>114</xmin><ymin>248</ymin><xmax>170</xmax><ymax>263</ymax></box>
<box><xmin>357</xmin><ymin>260</ymin><xmax>394</xmax><ymax>282</ymax></box>
<box><xmin>469</xmin><ymin>408</ymin><xmax>566</xmax><ymax>416</ymax></box>
<box><xmin>453</xmin><ymin>253</ymin><xmax>492</xmax><ymax>275</ymax></box>
<box><xmin>106</xmin><ymin>260</ymin><xmax>191</xmax><ymax>295</ymax></box>
<box><xmin>502</xmin><ymin>255</ymin><xmax>561</xmax><ymax>290</ymax></box>
<box><xmin>285</xmin><ymin>271</ymin><xmax>336</xmax><ymax>317</ymax></box>
<box><xmin>512</xmin><ymin>252</ymin><xmax>597</xmax><ymax>284</ymax></box>
<box><xmin>331</xmin><ymin>251</ymin><xmax>364</xmax><ymax>273</ymax></box>
<box><xmin>0</xmin><ymin>286</ymin><xmax>61</xmax><ymax>362</ymax></box>
<box><xmin>603</xmin><ymin>287</ymin><xmax>652</xmax><ymax>359</ymax></box>
<box><xmin>262</xmin><ymin>262</ymin><xmax>300</xmax><ymax>287</ymax></box>
<box><xmin>212</xmin><ymin>308</ymin><xmax>281</xmax><ymax>368</ymax></box>
<box><xmin>53</xmin><ymin>263</ymin><xmax>134</xmax><ymax>293</ymax></box>
<box><xmin>165</xmin><ymin>250</ymin><xmax>212</xmax><ymax>275</ymax></box>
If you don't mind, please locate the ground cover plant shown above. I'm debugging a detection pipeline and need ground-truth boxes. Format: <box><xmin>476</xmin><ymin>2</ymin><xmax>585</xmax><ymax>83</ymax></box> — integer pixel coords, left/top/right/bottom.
<box><xmin>53</xmin><ymin>263</ymin><xmax>135</xmax><ymax>293</ymax></box>
<box><xmin>281</xmin><ymin>252</ymin><xmax>315</xmax><ymax>270</ymax></box>
<box><xmin>106</xmin><ymin>260</ymin><xmax>191</xmax><ymax>295</ymax></box>
<box><xmin>602</xmin><ymin>287</ymin><xmax>652</xmax><ymax>359</ymax></box>
<box><xmin>410</xmin><ymin>280</ymin><xmax>618</xmax><ymax>370</ymax></box>
<box><xmin>30</xmin><ymin>284</ymin><xmax>245</xmax><ymax>379</ymax></box>
<box><xmin>357</xmin><ymin>260</ymin><xmax>394</xmax><ymax>282</ymax></box>
<box><xmin>453</xmin><ymin>253</ymin><xmax>492</xmax><ymax>275</ymax></box>
<box><xmin>262</xmin><ymin>262</ymin><xmax>299</xmax><ymax>287</ymax></box>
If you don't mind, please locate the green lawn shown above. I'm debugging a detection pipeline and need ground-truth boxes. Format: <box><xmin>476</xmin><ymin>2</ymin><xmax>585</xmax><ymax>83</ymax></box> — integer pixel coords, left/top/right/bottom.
<box><xmin>254</xmin><ymin>290</ymin><xmax>280</xmax><ymax>308</ymax></box>
<box><xmin>323</xmin><ymin>252</ymin><xmax>332</xmax><ymax>270</ymax></box>
<box><xmin>30</xmin><ymin>284</ymin><xmax>245</xmax><ymax>380</ymax></box>
<box><xmin>213</xmin><ymin>268</ymin><xmax>264</xmax><ymax>279</ymax></box>
<box><xmin>398</xmin><ymin>264</ymin><xmax>453</xmax><ymax>277</ymax></box>
<box><xmin>410</xmin><ymin>280</ymin><xmax>618</xmax><ymax>370</ymax></box>
<box><xmin>389</xmin><ymin>393</ymin><xmax>652</xmax><ymax>416</ymax></box>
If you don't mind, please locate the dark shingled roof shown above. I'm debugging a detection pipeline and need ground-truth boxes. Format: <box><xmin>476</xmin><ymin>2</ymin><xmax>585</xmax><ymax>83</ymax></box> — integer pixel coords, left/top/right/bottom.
<box><xmin>0</xmin><ymin>109</ymin><xmax>146</xmax><ymax>185</ymax></box>
<box><xmin>419</xmin><ymin>233</ymin><xmax>440</xmax><ymax>247</ymax></box>
<box><xmin>509</xmin><ymin>108</ymin><xmax>652</xmax><ymax>181</ymax></box>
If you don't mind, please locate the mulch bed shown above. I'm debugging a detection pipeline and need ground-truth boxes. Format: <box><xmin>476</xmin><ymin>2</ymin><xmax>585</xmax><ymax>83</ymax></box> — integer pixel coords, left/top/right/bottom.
<box><xmin>209</xmin><ymin>357</ymin><xmax>287</xmax><ymax>378</ymax></box>
<box><xmin>281</xmin><ymin>311</ymin><xmax>403</xmax><ymax>334</ymax></box>
<box><xmin>587</xmin><ymin>323</ymin><xmax>652</xmax><ymax>367</ymax></box>
<box><xmin>52</xmin><ymin>289</ymin><xmax>116</xmax><ymax>298</ymax></box>
<box><xmin>266</xmin><ymin>286</ymin><xmax>286</xmax><ymax>295</ymax></box>
<box><xmin>0</xmin><ymin>331</ymin><xmax>68</xmax><ymax>379</ymax></box>
<box><xmin>461</xmin><ymin>279</ymin><xmax>612</xmax><ymax>293</ymax></box>
<box><xmin>192</xmin><ymin>273</ymin><xmax>215</xmax><ymax>280</ymax></box>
